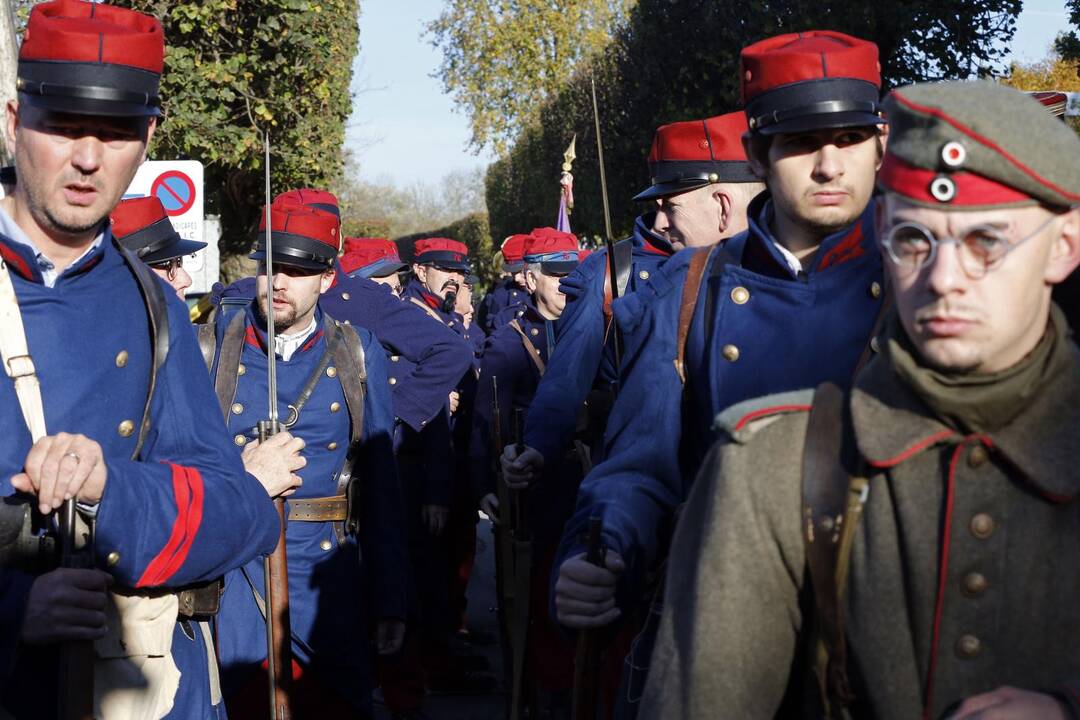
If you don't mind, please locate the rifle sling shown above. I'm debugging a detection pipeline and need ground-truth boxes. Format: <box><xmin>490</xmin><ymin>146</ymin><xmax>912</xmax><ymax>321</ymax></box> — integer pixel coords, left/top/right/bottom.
<box><xmin>601</xmin><ymin>237</ymin><xmax>634</xmax><ymax>336</ymax></box>
<box><xmin>508</xmin><ymin>319</ymin><xmax>546</xmax><ymax>376</ymax></box>
<box><xmin>801</xmin><ymin>381</ymin><xmax>868</xmax><ymax>716</ymax></box>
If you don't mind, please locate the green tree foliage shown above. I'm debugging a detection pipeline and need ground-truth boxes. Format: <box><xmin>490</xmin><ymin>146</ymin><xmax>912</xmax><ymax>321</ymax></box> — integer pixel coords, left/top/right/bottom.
<box><xmin>427</xmin><ymin>0</ymin><xmax>633</xmax><ymax>154</ymax></box>
<box><xmin>485</xmin><ymin>0</ymin><xmax>1022</xmax><ymax>243</ymax></box>
<box><xmin>110</xmin><ymin>0</ymin><xmax>360</xmax><ymax>265</ymax></box>
<box><xmin>1056</xmin><ymin>0</ymin><xmax>1080</xmax><ymax>63</ymax></box>
<box><xmin>1001</xmin><ymin>52</ymin><xmax>1080</xmax><ymax>133</ymax></box>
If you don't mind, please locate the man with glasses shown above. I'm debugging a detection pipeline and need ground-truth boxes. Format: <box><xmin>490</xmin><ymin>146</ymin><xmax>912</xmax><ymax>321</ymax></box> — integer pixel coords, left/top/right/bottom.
<box><xmin>111</xmin><ymin>196</ymin><xmax>205</xmax><ymax>301</ymax></box>
<box><xmin>641</xmin><ymin>80</ymin><xmax>1080</xmax><ymax>719</ymax></box>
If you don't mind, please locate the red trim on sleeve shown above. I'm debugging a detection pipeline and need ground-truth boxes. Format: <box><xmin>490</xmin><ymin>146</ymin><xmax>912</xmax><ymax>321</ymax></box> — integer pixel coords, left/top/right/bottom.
<box><xmin>922</xmin><ymin>441</ymin><xmax>965</xmax><ymax>720</ymax></box>
<box><xmin>733</xmin><ymin>404</ymin><xmax>812</xmax><ymax>431</ymax></box>
<box><xmin>867</xmin><ymin>429</ymin><xmax>956</xmax><ymax>468</ymax></box>
<box><xmin>135</xmin><ymin>464</ymin><xmax>205</xmax><ymax>588</ymax></box>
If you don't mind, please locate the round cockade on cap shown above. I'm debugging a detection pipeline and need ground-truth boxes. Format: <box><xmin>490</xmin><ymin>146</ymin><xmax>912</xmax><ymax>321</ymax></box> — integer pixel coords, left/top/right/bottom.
<box><xmin>251</xmin><ymin>203</ymin><xmax>341</xmax><ymax>271</ymax></box>
<box><xmin>274</xmin><ymin>188</ymin><xmax>341</xmax><ymax>219</ymax></box>
<box><xmin>878</xmin><ymin>80</ymin><xmax>1080</xmax><ymax>210</ymax></box>
<box><xmin>414</xmin><ymin>237</ymin><xmax>471</xmax><ymax>271</ymax></box>
<box><xmin>634</xmin><ymin>111</ymin><xmax>756</xmax><ymax>202</ymax></box>
<box><xmin>18</xmin><ymin>0</ymin><xmax>164</xmax><ymax>118</ymax></box>
<box><xmin>111</xmin><ymin>196</ymin><xmax>205</xmax><ymax>264</ymax></box>
<box><xmin>740</xmin><ymin>30</ymin><xmax>882</xmax><ymax>136</ymax></box>
<box><xmin>340</xmin><ymin>237</ymin><xmax>407</xmax><ymax>278</ymax></box>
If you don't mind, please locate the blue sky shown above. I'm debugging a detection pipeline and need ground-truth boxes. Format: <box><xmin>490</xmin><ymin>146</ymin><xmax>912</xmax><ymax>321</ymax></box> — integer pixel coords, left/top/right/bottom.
<box><xmin>346</xmin><ymin>0</ymin><xmax>1072</xmax><ymax>187</ymax></box>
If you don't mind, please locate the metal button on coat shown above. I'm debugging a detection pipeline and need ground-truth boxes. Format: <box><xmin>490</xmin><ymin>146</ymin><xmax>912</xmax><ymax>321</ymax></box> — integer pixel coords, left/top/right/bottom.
<box><xmin>967</xmin><ymin>445</ymin><xmax>989</xmax><ymax>468</ymax></box>
<box><xmin>330</xmin><ymin>402</ymin><xmax>341</xmax><ymax>413</ymax></box>
<box><xmin>389</xmin><ymin>377</ymin><xmax>397</xmax><ymax>386</ymax></box>
<box><xmin>320</xmin><ymin>539</ymin><xmax>332</xmax><ymax>551</ymax></box>
<box><xmin>390</xmin><ymin>355</ymin><xmax>400</xmax><ymax>363</ymax></box>
<box><xmin>970</xmin><ymin>513</ymin><xmax>995</xmax><ymax>539</ymax></box>
<box><xmin>722</xmin><ymin>344</ymin><xmax>740</xmax><ymax>362</ymax></box>
<box><xmin>234</xmin><ymin>434</ymin><xmax>247</xmax><ymax>447</ymax></box>
<box><xmin>956</xmin><ymin>634</ymin><xmax>982</xmax><ymax>658</ymax></box>
<box><xmin>731</xmin><ymin>286</ymin><xmax>750</xmax><ymax>305</ymax></box>
<box><xmin>962</xmin><ymin>572</ymin><xmax>988</xmax><ymax>597</ymax></box>
<box><xmin>115</xmin><ymin>350</ymin><xmax>129</xmax><ymax>368</ymax></box>
<box><xmin>870</xmin><ymin>281</ymin><xmax>882</xmax><ymax>299</ymax></box>
<box><xmin>342</xmin><ymin>292</ymin><xmax>351</xmax><ymax>300</ymax></box>
<box><xmin>327</xmin><ymin>367</ymin><xmax>337</xmax><ymax>378</ymax></box>
<box><xmin>870</xmin><ymin>336</ymin><xmax>881</xmax><ymax>354</ymax></box>
<box><xmin>231</xmin><ymin>403</ymin><xmax>244</xmax><ymax>415</ymax></box>
<box><xmin>639</xmin><ymin>270</ymin><xmax>650</xmax><ymax>280</ymax></box>
<box><xmin>238</xmin><ymin>364</ymin><xmax>246</xmax><ymax>376</ymax></box>
<box><xmin>118</xmin><ymin>420</ymin><xmax>135</xmax><ymax>437</ymax></box>
<box><xmin>328</xmin><ymin>442</ymin><xmax>338</xmax><ymax>450</ymax></box>
<box><xmin>106</xmin><ymin>551</ymin><xmax>121</xmax><ymax>567</ymax></box>
<box><xmin>530</xmin><ymin>328</ymin><xmax>539</xmax><ymax>336</ymax></box>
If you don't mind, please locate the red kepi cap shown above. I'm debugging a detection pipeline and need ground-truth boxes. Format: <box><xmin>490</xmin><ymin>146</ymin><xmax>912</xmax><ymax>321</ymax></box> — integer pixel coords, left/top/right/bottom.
<box><xmin>501</xmin><ymin>234</ymin><xmax>529</xmax><ymax>272</ymax></box>
<box><xmin>524</xmin><ymin>227</ymin><xmax>580</xmax><ymax>276</ymax></box>
<box><xmin>634</xmin><ymin>111</ymin><xmax>755</xmax><ymax>202</ymax></box>
<box><xmin>413</xmin><ymin>237</ymin><xmax>471</xmax><ymax>271</ymax></box>
<box><xmin>18</xmin><ymin>0</ymin><xmax>164</xmax><ymax>117</ymax></box>
<box><xmin>341</xmin><ymin>237</ymin><xmax>408</xmax><ymax>278</ymax></box>
<box><xmin>250</xmin><ymin>203</ymin><xmax>341</xmax><ymax>271</ymax></box>
<box><xmin>111</xmin><ymin>196</ymin><xmax>206</xmax><ymax>264</ymax></box>
<box><xmin>274</xmin><ymin>188</ymin><xmax>341</xmax><ymax>219</ymax></box>
<box><xmin>741</xmin><ymin>31</ymin><xmax>883</xmax><ymax>135</ymax></box>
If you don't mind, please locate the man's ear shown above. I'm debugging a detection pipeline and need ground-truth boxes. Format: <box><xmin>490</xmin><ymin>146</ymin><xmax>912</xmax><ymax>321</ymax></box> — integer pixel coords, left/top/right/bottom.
<box><xmin>524</xmin><ymin>268</ymin><xmax>539</xmax><ymax>294</ymax></box>
<box><xmin>1046</xmin><ymin>207</ymin><xmax>1080</xmax><ymax>284</ymax></box>
<box><xmin>875</xmin><ymin>123</ymin><xmax>890</xmax><ymax>171</ymax></box>
<box><xmin>320</xmin><ymin>267</ymin><xmax>336</xmax><ymax>294</ymax></box>
<box><xmin>715</xmin><ymin>190</ymin><xmax>733</xmax><ymax>233</ymax></box>
<box><xmin>5</xmin><ymin>100</ymin><xmax>19</xmax><ymax>160</ymax></box>
<box><xmin>412</xmin><ymin>264</ymin><xmax>427</xmax><ymax>284</ymax></box>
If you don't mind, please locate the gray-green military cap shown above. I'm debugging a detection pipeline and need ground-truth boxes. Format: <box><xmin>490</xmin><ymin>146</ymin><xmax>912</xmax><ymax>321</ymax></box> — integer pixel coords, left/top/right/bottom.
<box><xmin>878</xmin><ymin>80</ymin><xmax>1080</xmax><ymax>209</ymax></box>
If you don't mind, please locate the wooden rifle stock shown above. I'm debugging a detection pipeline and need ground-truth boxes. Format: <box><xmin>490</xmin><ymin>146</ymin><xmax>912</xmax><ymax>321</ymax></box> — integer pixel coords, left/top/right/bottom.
<box><xmin>571</xmin><ymin>517</ymin><xmax>605</xmax><ymax>720</ymax></box>
<box><xmin>259</xmin><ymin>420</ymin><xmax>293</xmax><ymax>720</ymax></box>
<box><xmin>57</xmin><ymin>498</ymin><xmax>94</xmax><ymax>720</ymax></box>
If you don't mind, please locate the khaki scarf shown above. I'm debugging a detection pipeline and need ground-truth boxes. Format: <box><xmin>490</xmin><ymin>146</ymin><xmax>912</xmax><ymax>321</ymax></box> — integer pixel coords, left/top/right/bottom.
<box><xmin>888</xmin><ymin>304</ymin><xmax>1072</xmax><ymax>434</ymax></box>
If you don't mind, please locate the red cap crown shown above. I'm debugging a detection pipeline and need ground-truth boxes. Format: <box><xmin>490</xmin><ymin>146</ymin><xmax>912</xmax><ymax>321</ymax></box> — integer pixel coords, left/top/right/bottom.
<box><xmin>500</xmin><ymin>234</ymin><xmax>530</xmax><ymax>263</ymax></box>
<box><xmin>649</xmin><ymin>112</ymin><xmax>750</xmax><ymax>164</ymax></box>
<box><xmin>259</xmin><ymin>204</ymin><xmax>340</xmax><ymax>250</ymax></box>
<box><xmin>740</xmin><ymin>31</ymin><xmax>880</xmax><ymax>105</ymax></box>
<box><xmin>21</xmin><ymin>0</ymin><xmax>163</xmax><ymax>73</ymax></box>
<box><xmin>525</xmin><ymin>227</ymin><xmax>579</xmax><ymax>257</ymax></box>
<box><xmin>415</xmin><ymin>237</ymin><xmax>469</xmax><ymax>258</ymax></box>
<box><xmin>111</xmin><ymin>195</ymin><xmax>168</xmax><ymax>238</ymax></box>
<box><xmin>273</xmin><ymin>188</ymin><xmax>340</xmax><ymax>218</ymax></box>
<box><xmin>340</xmin><ymin>237</ymin><xmax>401</xmax><ymax>274</ymax></box>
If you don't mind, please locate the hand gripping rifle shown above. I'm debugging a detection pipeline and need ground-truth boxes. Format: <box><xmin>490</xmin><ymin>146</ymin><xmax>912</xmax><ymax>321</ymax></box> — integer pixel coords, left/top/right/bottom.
<box><xmin>571</xmin><ymin>516</ymin><xmax>606</xmax><ymax>720</ymax></box>
<box><xmin>259</xmin><ymin>133</ymin><xmax>293</xmax><ymax>720</ymax></box>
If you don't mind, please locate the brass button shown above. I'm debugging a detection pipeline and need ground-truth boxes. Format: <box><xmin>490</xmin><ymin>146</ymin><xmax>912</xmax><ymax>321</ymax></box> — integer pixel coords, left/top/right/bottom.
<box><xmin>967</xmin><ymin>445</ymin><xmax>988</xmax><ymax>468</ymax></box>
<box><xmin>231</xmin><ymin>403</ymin><xmax>244</xmax><ymax>415</ymax></box>
<box><xmin>970</xmin><ymin>513</ymin><xmax>995</xmax><ymax>539</ymax></box>
<box><xmin>330</xmin><ymin>402</ymin><xmax>341</xmax><ymax>413</ymax></box>
<box><xmin>117</xmin><ymin>420</ymin><xmax>135</xmax><ymax>438</ymax></box>
<box><xmin>319</xmin><ymin>539</ymin><xmax>332</xmax><ymax>551</ymax></box>
<box><xmin>870</xmin><ymin>281</ymin><xmax>882</xmax><ymax>299</ymax></box>
<box><xmin>389</xmin><ymin>377</ymin><xmax>397</xmax><ymax>386</ymax></box>
<box><xmin>721</xmin><ymin>344</ymin><xmax>740</xmax><ymax>362</ymax></box>
<box><xmin>530</xmin><ymin>328</ymin><xmax>539</xmax><ymax>336</ymax></box>
<box><xmin>328</xmin><ymin>442</ymin><xmax>338</xmax><ymax>450</ymax></box>
<box><xmin>115</xmin><ymin>350</ymin><xmax>129</xmax><ymax>368</ymax></box>
<box><xmin>961</xmin><ymin>572</ymin><xmax>988</xmax><ymax>597</ymax></box>
<box><xmin>955</xmin><ymin>634</ymin><xmax>982</xmax><ymax>659</ymax></box>
<box><xmin>326</xmin><ymin>367</ymin><xmax>337</xmax><ymax>378</ymax></box>
<box><xmin>234</xmin><ymin>434</ymin><xmax>247</xmax><ymax>447</ymax></box>
<box><xmin>238</xmin><ymin>364</ymin><xmax>246</xmax><ymax>376</ymax></box>
<box><xmin>870</xmin><ymin>336</ymin><xmax>881</xmax><ymax>354</ymax></box>
<box><xmin>106</xmin><ymin>551</ymin><xmax>121</xmax><ymax>567</ymax></box>
<box><xmin>390</xmin><ymin>355</ymin><xmax>400</xmax><ymax>363</ymax></box>
<box><xmin>342</xmin><ymin>292</ymin><xmax>351</xmax><ymax>300</ymax></box>
<box><xmin>730</xmin><ymin>286</ymin><xmax>750</xmax><ymax>305</ymax></box>
<box><xmin>639</xmin><ymin>270</ymin><xmax>650</xmax><ymax>280</ymax></box>
<box><xmin>343</xmin><ymin>320</ymin><xmax>350</xmax><ymax>325</ymax></box>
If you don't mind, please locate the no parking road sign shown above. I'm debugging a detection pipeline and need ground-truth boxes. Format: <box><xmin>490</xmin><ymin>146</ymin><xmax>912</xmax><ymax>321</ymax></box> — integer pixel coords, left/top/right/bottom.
<box><xmin>125</xmin><ymin>160</ymin><xmax>217</xmax><ymax>295</ymax></box>
<box><xmin>151</xmin><ymin>170</ymin><xmax>197</xmax><ymax>216</ymax></box>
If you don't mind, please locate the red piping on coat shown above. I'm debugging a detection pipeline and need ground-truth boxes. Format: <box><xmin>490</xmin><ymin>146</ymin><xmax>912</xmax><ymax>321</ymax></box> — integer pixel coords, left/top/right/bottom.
<box><xmin>136</xmin><ymin>464</ymin><xmax>205</xmax><ymax>588</ymax></box>
<box><xmin>733</xmin><ymin>404</ymin><xmax>812</xmax><ymax>431</ymax></box>
<box><xmin>868</xmin><ymin>429</ymin><xmax>956</xmax><ymax>469</ymax></box>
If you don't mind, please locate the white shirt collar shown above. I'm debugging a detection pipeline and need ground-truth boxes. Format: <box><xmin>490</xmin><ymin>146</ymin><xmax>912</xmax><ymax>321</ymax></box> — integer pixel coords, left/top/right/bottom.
<box><xmin>275</xmin><ymin>316</ymin><xmax>318</xmax><ymax>362</ymax></box>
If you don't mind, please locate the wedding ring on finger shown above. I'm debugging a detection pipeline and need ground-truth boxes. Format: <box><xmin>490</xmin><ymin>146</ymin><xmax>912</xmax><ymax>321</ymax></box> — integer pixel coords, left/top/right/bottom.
<box><xmin>63</xmin><ymin>452</ymin><xmax>80</xmax><ymax>463</ymax></box>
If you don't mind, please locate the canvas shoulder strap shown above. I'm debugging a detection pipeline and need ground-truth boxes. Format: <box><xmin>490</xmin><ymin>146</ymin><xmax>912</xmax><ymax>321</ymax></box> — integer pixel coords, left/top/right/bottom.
<box><xmin>408</xmin><ymin>295</ymin><xmax>447</xmax><ymax>324</ymax></box>
<box><xmin>508</xmin><ymin>319</ymin><xmax>546</xmax><ymax>376</ymax></box>
<box><xmin>801</xmin><ymin>381</ymin><xmax>869</xmax><ymax>718</ymax></box>
<box><xmin>0</xmin><ymin>256</ymin><xmax>46</xmax><ymax>442</ymax></box>
<box><xmin>328</xmin><ymin>319</ymin><xmax>367</xmax><ymax>445</ymax></box>
<box><xmin>674</xmin><ymin>245</ymin><xmax>727</xmax><ymax>385</ymax></box>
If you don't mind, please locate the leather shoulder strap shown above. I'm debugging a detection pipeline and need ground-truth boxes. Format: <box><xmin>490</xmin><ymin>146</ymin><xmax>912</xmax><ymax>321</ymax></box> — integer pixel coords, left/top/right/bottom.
<box><xmin>210</xmin><ymin>311</ymin><xmax>247</xmax><ymax>420</ymax></box>
<box><xmin>508</xmin><ymin>319</ymin><xmax>545</xmax><ymax>376</ymax></box>
<box><xmin>118</xmin><ymin>245</ymin><xmax>170</xmax><ymax>460</ymax></box>
<box><xmin>196</xmin><ymin>324</ymin><xmax>217</xmax><ymax>372</ymax></box>
<box><xmin>602</xmin><ymin>237</ymin><xmax>635</xmax><ymax>323</ymax></box>
<box><xmin>801</xmin><ymin>381</ymin><xmax>868</xmax><ymax>717</ymax></box>
<box><xmin>329</xmin><ymin>320</ymin><xmax>367</xmax><ymax>445</ymax></box>
<box><xmin>408</xmin><ymin>295</ymin><xmax>446</xmax><ymax>324</ymax></box>
<box><xmin>673</xmin><ymin>245</ymin><xmax>722</xmax><ymax>385</ymax></box>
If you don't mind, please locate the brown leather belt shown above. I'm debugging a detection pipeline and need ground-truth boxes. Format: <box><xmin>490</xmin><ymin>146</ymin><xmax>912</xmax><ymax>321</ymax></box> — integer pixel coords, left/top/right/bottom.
<box><xmin>288</xmin><ymin>495</ymin><xmax>348</xmax><ymax>522</ymax></box>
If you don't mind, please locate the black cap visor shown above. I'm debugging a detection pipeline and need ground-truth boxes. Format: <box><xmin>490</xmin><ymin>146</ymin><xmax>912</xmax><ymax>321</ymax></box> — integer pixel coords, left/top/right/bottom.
<box><xmin>633</xmin><ymin>160</ymin><xmax>758</xmax><ymax>201</ymax></box>
<box><xmin>18</xmin><ymin>61</ymin><xmax>161</xmax><ymax>118</ymax></box>
<box><xmin>747</xmin><ymin>77</ymin><xmax>882</xmax><ymax>136</ymax></box>
<box><xmin>142</xmin><ymin>237</ymin><xmax>207</xmax><ymax>265</ymax></box>
<box><xmin>250</xmin><ymin>230</ymin><xmax>337</xmax><ymax>272</ymax></box>
<box><xmin>539</xmin><ymin>260</ymin><xmax>579</xmax><ymax>276</ymax></box>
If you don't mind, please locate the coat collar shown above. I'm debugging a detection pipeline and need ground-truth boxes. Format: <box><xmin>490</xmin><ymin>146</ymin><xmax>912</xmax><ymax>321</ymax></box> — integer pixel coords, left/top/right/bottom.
<box><xmin>851</xmin><ymin>344</ymin><xmax>1080</xmax><ymax>501</ymax></box>
<box><xmin>741</xmin><ymin>192</ymin><xmax>877</xmax><ymax>281</ymax></box>
<box><xmin>632</xmin><ymin>212</ymin><xmax>675</xmax><ymax>257</ymax></box>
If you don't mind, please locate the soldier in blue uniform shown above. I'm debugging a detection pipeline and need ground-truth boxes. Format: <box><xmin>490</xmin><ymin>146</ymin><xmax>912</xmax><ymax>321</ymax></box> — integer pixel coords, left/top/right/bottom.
<box><xmin>549</xmin><ymin>31</ymin><xmax>889</xmax><ymax>715</ymax></box>
<box><xmin>404</xmin><ymin>236</ymin><xmax>484</xmax><ymax>359</ymax></box>
<box><xmin>0</xmin><ymin>3</ymin><xmax>283</xmax><ymax>718</ymax></box>
<box><xmin>111</xmin><ymin>196</ymin><xmax>207</xmax><ymax>302</ymax></box>
<box><xmin>210</xmin><ymin>201</ymin><xmax>406</xmax><ymax>717</ymax></box>
<box><xmin>470</xmin><ymin>229</ymin><xmax>583</xmax><ymax>708</ymax></box>
<box><xmin>476</xmin><ymin>233</ymin><xmax>531</xmax><ymax>334</ymax></box>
